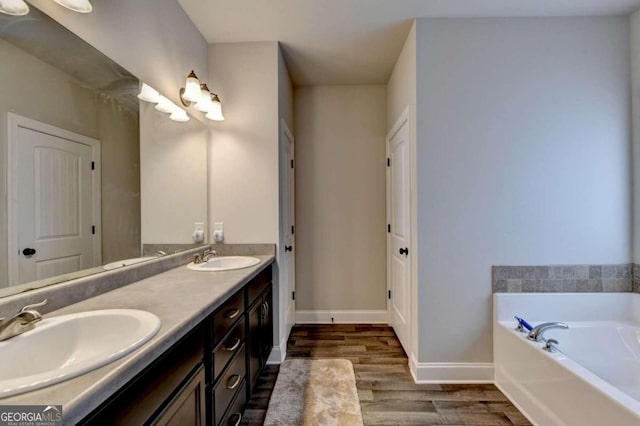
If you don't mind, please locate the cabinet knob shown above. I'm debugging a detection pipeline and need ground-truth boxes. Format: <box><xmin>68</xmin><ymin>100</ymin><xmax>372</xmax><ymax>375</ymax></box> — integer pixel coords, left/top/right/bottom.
<box><xmin>399</xmin><ymin>247</ymin><xmax>409</xmax><ymax>256</ymax></box>
<box><xmin>284</xmin><ymin>245</ymin><xmax>293</xmax><ymax>252</ymax></box>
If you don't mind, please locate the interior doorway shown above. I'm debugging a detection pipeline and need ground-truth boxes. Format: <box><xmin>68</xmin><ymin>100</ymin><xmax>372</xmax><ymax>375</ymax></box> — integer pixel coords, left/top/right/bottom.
<box><xmin>8</xmin><ymin>113</ymin><xmax>101</xmax><ymax>286</ymax></box>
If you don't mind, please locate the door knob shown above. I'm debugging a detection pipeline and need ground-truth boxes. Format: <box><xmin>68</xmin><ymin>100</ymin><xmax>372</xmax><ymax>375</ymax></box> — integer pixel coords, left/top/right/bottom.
<box><xmin>399</xmin><ymin>247</ymin><xmax>409</xmax><ymax>256</ymax></box>
<box><xmin>22</xmin><ymin>248</ymin><xmax>36</xmax><ymax>256</ymax></box>
<box><xmin>285</xmin><ymin>245</ymin><xmax>293</xmax><ymax>252</ymax></box>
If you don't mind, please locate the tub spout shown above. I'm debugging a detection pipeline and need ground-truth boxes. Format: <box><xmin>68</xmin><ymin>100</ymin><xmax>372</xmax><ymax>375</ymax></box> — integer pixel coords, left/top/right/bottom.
<box><xmin>527</xmin><ymin>322</ymin><xmax>568</xmax><ymax>342</ymax></box>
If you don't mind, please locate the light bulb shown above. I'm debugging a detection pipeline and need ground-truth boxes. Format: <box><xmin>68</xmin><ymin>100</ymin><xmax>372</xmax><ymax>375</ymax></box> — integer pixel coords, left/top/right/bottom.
<box><xmin>181</xmin><ymin>70</ymin><xmax>201</xmax><ymax>104</ymax></box>
<box><xmin>194</xmin><ymin>84</ymin><xmax>214</xmax><ymax>112</ymax></box>
<box><xmin>205</xmin><ymin>94</ymin><xmax>224</xmax><ymax>121</ymax></box>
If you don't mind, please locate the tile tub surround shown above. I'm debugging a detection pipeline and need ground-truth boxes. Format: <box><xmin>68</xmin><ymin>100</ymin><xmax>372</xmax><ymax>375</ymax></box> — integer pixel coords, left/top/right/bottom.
<box><xmin>492</xmin><ymin>264</ymin><xmax>634</xmax><ymax>293</ymax></box>
<box><xmin>0</xmin><ymin>254</ymin><xmax>275</xmax><ymax>424</ymax></box>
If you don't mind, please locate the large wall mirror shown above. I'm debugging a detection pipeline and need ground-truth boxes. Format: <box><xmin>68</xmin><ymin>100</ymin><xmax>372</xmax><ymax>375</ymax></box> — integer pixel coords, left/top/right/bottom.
<box><xmin>0</xmin><ymin>6</ymin><xmax>208</xmax><ymax>298</ymax></box>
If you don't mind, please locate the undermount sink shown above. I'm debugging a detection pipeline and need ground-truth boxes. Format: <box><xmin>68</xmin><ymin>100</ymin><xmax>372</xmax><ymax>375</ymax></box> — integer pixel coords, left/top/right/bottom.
<box><xmin>187</xmin><ymin>256</ymin><xmax>261</xmax><ymax>272</ymax></box>
<box><xmin>0</xmin><ymin>309</ymin><xmax>161</xmax><ymax>398</ymax></box>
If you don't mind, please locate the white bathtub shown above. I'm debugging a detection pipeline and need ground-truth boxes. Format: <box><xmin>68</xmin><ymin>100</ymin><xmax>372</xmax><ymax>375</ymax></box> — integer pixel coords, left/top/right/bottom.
<box><xmin>494</xmin><ymin>293</ymin><xmax>640</xmax><ymax>426</ymax></box>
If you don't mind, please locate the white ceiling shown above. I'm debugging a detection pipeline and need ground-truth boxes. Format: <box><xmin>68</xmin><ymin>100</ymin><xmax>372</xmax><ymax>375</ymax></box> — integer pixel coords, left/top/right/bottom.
<box><xmin>178</xmin><ymin>0</ymin><xmax>640</xmax><ymax>86</ymax></box>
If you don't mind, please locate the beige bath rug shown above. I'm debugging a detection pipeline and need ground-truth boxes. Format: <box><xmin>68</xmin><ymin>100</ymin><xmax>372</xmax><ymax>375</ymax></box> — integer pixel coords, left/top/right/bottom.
<box><xmin>263</xmin><ymin>358</ymin><xmax>364</xmax><ymax>426</ymax></box>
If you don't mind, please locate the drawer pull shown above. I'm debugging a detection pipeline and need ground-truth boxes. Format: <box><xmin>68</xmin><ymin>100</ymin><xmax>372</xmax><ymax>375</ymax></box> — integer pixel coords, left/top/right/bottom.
<box><xmin>228</xmin><ymin>413</ymin><xmax>242</xmax><ymax>426</ymax></box>
<box><xmin>224</xmin><ymin>337</ymin><xmax>241</xmax><ymax>352</ymax></box>
<box><xmin>225</xmin><ymin>308</ymin><xmax>240</xmax><ymax>320</ymax></box>
<box><xmin>226</xmin><ymin>374</ymin><xmax>241</xmax><ymax>390</ymax></box>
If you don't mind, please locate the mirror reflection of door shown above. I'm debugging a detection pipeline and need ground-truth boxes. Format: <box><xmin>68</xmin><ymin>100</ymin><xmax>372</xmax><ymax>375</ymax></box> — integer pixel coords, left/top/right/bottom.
<box><xmin>9</xmin><ymin>114</ymin><xmax>101</xmax><ymax>286</ymax></box>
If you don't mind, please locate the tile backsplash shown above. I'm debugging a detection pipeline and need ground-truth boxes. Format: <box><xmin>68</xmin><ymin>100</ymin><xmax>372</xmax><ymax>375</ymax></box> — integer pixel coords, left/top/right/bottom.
<box><xmin>492</xmin><ymin>264</ymin><xmax>637</xmax><ymax>293</ymax></box>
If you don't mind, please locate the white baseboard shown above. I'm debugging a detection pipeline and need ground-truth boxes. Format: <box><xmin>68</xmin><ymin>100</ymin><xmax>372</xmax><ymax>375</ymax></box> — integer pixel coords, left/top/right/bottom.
<box><xmin>409</xmin><ymin>354</ymin><xmax>494</xmax><ymax>383</ymax></box>
<box><xmin>266</xmin><ymin>335</ymin><xmax>287</xmax><ymax>364</ymax></box>
<box><xmin>295</xmin><ymin>310</ymin><xmax>388</xmax><ymax>324</ymax></box>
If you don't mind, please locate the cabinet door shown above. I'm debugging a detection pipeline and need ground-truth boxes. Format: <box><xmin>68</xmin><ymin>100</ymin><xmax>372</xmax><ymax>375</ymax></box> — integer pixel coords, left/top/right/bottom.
<box><xmin>153</xmin><ymin>365</ymin><xmax>206</xmax><ymax>426</ymax></box>
<box><xmin>260</xmin><ymin>289</ymin><xmax>273</xmax><ymax>366</ymax></box>
<box><xmin>248</xmin><ymin>299</ymin><xmax>262</xmax><ymax>391</ymax></box>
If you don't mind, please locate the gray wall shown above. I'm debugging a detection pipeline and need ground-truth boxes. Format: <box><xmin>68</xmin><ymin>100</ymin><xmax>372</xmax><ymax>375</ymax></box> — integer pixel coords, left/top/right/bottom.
<box><xmin>414</xmin><ymin>16</ymin><xmax>631</xmax><ymax>363</ymax></box>
<box><xmin>294</xmin><ymin>85</ymin><xmax>387</xmax><ymax>311</ymax></box>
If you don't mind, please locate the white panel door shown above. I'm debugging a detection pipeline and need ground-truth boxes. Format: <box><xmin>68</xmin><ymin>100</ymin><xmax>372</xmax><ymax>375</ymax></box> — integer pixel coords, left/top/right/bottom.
<box><xmin>387</xmin><ymin>115</ymin><xmax>411</xmax><ymax>352</ymax></box>
<box><xmin>281</xmin><ymin>123</ymin><xmax>296</xmax><ymax>334</ymax></box>
<box><xmin>13</xmin><ymin>122</ymin><xmax>97</xmax><ymax>285</ymax></box>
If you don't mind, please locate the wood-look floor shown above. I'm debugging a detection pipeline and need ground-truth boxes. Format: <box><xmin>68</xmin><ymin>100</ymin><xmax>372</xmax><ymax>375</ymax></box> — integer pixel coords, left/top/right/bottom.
<box><xmin>243</xmin><ymin>324</ymin><xmax>532</xmax><ymax>426</ymax></box>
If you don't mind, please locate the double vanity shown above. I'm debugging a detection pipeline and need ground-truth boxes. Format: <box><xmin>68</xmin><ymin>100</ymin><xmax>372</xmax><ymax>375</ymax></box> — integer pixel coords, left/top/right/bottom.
<box><xmin>0</xmin><ymin>246</ymin><xmax>274</xmax><ymax>425</ymax></box>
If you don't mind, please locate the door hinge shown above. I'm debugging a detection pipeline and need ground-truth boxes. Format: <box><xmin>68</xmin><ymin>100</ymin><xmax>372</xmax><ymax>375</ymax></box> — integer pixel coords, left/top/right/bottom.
<box><xmin>387</xmin><ymin>224</ymin><xmax>391</xmax><ymax>233</ymax></box>
<box><xmin>291</xmin><ymin>159</ymin><xmax>294</xmax><ymax>169</ymax></box>
<box><xmin>91</xmin><ymin>225</ymin><xmax>95</xmax><ymax>235</ymax></box>
<box><xmin>388</xmin><ymin>290</ymin><xmax>391</xmax><ymax>299</ymax></box>
<box><xmin>387</xmin><ymin>158</ymin><xmax>390</xmax><ymax>167</ymax></box>
<box><xmin>91</xmin><ymin>161</ymin><xmax>95</xmax><ymax>170</ymax></box>
<box><xmin>291</xmin><ymin>225</ymin><xmax>295</xmax><ymax>234</ymax></box>
<box><xmin>292</xmin><ymin>291</ymin><xmax>295</xmax><ymax>301</ymax></box>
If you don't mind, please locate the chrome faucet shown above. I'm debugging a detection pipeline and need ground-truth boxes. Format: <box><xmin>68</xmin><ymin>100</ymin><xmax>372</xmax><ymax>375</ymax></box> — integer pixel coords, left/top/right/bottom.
<box><xmin>202</xmin><ymin>249</ymin><xmax>218</xmax><ymax>261</ymax></box>
<box><xmin>527</xmin><ymin>322</ymin><xmax>568</xmax><ymax>342</ymax></box>
<box><xmin>0</xmin><ymin>299</ymin><xmax>47</xmax><ymax>342</ymax></box>
<box><xmin>194</xmin><ymin>249</ymin><xmax>218</xmax><ymax>264</ymax></box>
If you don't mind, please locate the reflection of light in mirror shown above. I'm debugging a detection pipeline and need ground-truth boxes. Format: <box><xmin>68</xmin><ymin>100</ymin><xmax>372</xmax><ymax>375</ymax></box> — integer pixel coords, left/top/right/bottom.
<box><xmin>53</xmin><ymin>0</ymin><xmax>92</xmax><ymax>14</ymax></box>
<box><xmin>170</xmin><ymin>106</ymin><xmax>189</xmax><ymax>122</ymax></box>
<box><xmin>155</xmin><ymin>95</ymin><xmax>175</xmax><ymax>113</ymax></box>
<box><xmin>0</xmin><ymin>0</ymin><xmax>29</xmax><ymax>16</ymax></box>
<box><xmin>137</xmin><ymin>83</ymin><xmax>160</xmax><ymax>103</ymax></box>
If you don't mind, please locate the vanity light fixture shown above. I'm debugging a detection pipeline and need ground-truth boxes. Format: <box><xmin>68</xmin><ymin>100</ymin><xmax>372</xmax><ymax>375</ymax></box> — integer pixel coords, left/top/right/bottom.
<box><xmin>137</xmin><ymin>83</ymin><xmax>160</xmax><ymax>103</ymax></box>
<box><xmin>180</xmin><ymin>70</ymin><xmax>202</xmax><ymax>106</ymax></box>
<box><xmin>169</xmin><ymin>106</ymin><xmax>190</xmax><ymax>122</ymax></box>
<box><xmin>53</xmin><ymin>0</ymin><xmax>92</xmax><ymax>13</ymax></box>
<box><xmin>155</xmin><ymin>95</ymin><xmax>176</xmax><ymax>114</ymax></box>
<box><xmin>205</xmin><ymin>94</ymin><xmax>224</xmax><ymax>121</ymax></box>
<box><xmin>0</xmin><ymin>0</ymin><xmax>29</xmax><ymax>16</ymax></box>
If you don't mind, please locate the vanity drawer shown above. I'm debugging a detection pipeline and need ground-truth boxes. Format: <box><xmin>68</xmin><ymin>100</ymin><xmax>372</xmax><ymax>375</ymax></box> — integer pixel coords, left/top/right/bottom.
<box><xmin>213</xmin><ymin>347</ymin><xmax>246</xmax><ymax>426</ymax></box>
<box><xmin>219</xmin><ymin>380</ymin><xmax>247</xmax><ymax>426</ymax></box>
<box><xmin>212</xmin><ymin>291</ymin><xmax>245</xmax><ymax>346</ymax></box>
<box><xmin>247</xmin><ymin>266</ymin><xmax>271</xmax><ymax>305</ymax></box>
<box><xmin>212</xmin><ymin>316</ymin><xmax>245</xmax><ymax>382</ymax></box>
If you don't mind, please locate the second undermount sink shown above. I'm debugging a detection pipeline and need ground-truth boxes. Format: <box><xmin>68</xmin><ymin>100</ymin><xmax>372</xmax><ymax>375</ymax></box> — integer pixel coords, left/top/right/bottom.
<box><xmin>187</xmin><ymin>256</ymin><xmax>261</xmax><ymax>272</ymax></box>
<box><xmin>0</xmin><ymin>309</ymin><xmax>161</xmax><ymax>398</ymax></box>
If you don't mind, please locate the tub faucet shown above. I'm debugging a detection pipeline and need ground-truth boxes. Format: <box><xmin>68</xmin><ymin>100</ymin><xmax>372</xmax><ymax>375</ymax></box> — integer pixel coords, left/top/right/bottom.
<box><xmin>0</xmin><ymin>299</ymin><xmax>47</xmax><ymax>342</ymax></box>
<box><xmin>527</xmin><ymin>322</ymin><xmax>568</xmax><ymax>342</ymax></box>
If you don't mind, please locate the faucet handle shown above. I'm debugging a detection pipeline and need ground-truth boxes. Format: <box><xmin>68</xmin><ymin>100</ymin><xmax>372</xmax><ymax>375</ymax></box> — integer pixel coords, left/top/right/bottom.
<box><xmin>20</xmin><ymin>299</ymin><xmax>47</xmax><ymax>313</ymax></box>
<box><xmin>543</xmin><ymin>338</ymin><xmax>559</xmax><ymax>352</ymax></box>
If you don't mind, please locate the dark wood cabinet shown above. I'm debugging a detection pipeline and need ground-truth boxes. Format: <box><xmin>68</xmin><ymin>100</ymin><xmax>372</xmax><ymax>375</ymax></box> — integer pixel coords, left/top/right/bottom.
<box><xmin>247</xmin><ymin>284</ymin><xmax>273</xmax><ymax>395</ymax></box>
<box><xmin>154</xmin><ymin>365</ymin><xmax>206</xmax><ymax>426</ymax></box>
<box><xmin>81</xmin><ymin>264</ymin><xmax>273</xmax><ymax>426</ymax></box>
